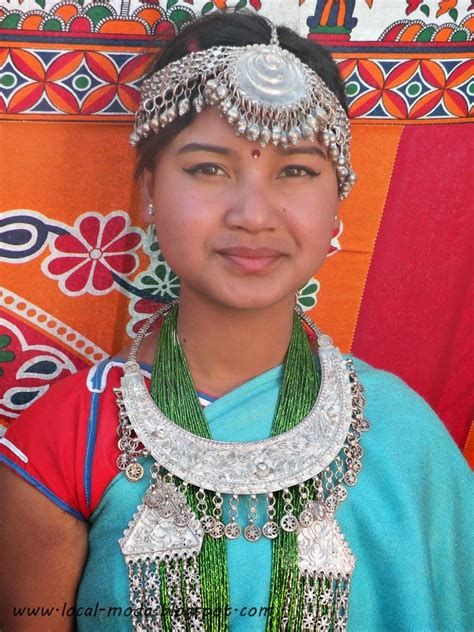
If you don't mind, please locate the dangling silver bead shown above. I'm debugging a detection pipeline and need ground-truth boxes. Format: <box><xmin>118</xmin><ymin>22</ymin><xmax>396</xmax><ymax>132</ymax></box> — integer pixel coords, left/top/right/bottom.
<box><xmin>193</xmin><ymin>95</ymin><xmax>204</xmax><ymax>113</ymax></box>
<box><xmin>329</xmin><ymin>144</ymin><xmax>339</xmax><ymax>160</ymax></box>
<box><xmin>227</xmin><ymin>105</ymin><xmax>240</xmax><ymax>123</ymax></box>
<box><xmin>205</xmin><ymin>79</ymin><xmax>218</xmax><ymax>91</ymax></box>
<box><xmin>305</xmin><ymin>114</ymin><xmax>318</xmax><ymax>131</ymax></box>
<box><xmin>129</xmin><ymin>131</ymin><xmax>140</xmax><ymax>146</ymax></box>
<box><xmin>271</xmin><ymin>124</ymin><xmax>282</xmax><ymax>145</ymax></box>
<box><xmin>259</xmin><ymin>127</ymin><xmax>271</xmax><ymax>146</ymax></box>
<box><xmin>246</xmin><ymin>123</ymin><xmax>260</xmax><ymax>141</ymax></box>
<box><xmin>178</xmin><ymin>98</ymin><xmax>190</xmax><ymax>115</ymax></box>
<box><xmin>236</xmin><ymin>118</ymin><xmax>247</xmax><ymax>134</ymax></box>
<box><xmin>159</xmin><ymin>111</ymin><xmax>168</xmax><ymax>126</ymax></box>
<box><xmin>301</xmin><ymin>124</ymin><xmax>314</xmax><ymax>141</ymax></box>
<box><xmin>320</xmin><ymin>130</ymin><xmax>331</xmax><ymax>146</ymax></box>
<box><xmin>204</xmin><ymin>89</ymin><xmax>219</xmax><ymax>106</ymax></box>
<box><xmin>347</xmin><ymin>170</ymin><xmax>357</xmax><ymax>184</ymax></box>
<box><xmin>150</xmin><ymin>116</ymin><xmax>160</xmax><ymax>132</ymax></box>
<box><xmin>315</xmin><ymin>106</ymin><xmax>328</xmax><ymax>127</ymax></box>
<box><xmin>219</xmin><ymin>98</ymin><xmax>233</xmax><ymax>114</ymax></box>
<box><xmin>216</xmin><ymin>83</ymin><xmax>229</xmax><ymax>100</ymax></box>
<box><xmin>288</xmin><ymin>127</ymin><xmax>302</xmax><ymax>145</ymax></box>
<box><xmin>166</xmin><ymin>105</ymin><xmax>177</xmax><ymax>122</ymax></box>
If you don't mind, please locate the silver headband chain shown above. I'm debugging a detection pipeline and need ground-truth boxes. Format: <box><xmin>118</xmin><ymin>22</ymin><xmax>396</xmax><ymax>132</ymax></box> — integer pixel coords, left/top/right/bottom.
<box><xmin>131</xmin><ymin>20</ymin><xmax>356</xmax><ymax>199</ymax></box>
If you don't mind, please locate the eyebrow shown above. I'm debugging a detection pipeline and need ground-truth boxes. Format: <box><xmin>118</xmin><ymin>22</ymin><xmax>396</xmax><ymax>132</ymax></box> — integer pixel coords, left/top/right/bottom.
<box><xmin>176</xmin><ymin>142</ymin><xmax>327</xmax><ymax>159</ymax></box>
<box><xmin>279</xmin><ymin>146</ymin><xmax>327</xmax><ymax>159</ymax></box>
<box><xmin>177</xmin><ymin>143</ymin><xmax>233</xmax><ymax>156</ymax></box>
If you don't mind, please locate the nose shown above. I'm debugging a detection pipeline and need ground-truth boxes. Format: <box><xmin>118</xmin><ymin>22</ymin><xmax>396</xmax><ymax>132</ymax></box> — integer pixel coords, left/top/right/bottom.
<box><xmin>223</xmin><ymin>177</ymin><xmax>281</xmax><ymax>234</ymax></box>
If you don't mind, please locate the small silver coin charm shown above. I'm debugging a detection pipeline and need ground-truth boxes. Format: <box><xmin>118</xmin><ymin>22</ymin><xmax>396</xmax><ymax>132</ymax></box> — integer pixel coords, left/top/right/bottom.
<box><xmin>344</xmin><ymin>470</ymin><xmax>358</xmax><ymax>486</ymax></box>
<box><xmin>118</xmin><ymin>436</ymin><xmax>132</xmax><ymax>451</ymax></box>
<box><xmin>200</xmin><ymin>515</ymin><xmax>216</xmax><ymax>533</ymax></box>
<box><xmin>144</xmin><ymin>487</ymin><xmax>160</xmax><ymax>508</ymax></box>
<box><xmin>116</xmin><ymin>453</ymin><xmax>130</xmax><ymax>471</ymax></box>
<box><xmin>280</xmin><ymin>514</ymin><xmax>298</xmax><ymax>532</ymax></box>
<box><xmin>174</xmin><ymin>510</ymin><xmax>190</xmax><ymax>528</ymax></box>
<box><xmin>244</xmin><ymin>524</ymin><xmax>262</xmax><ymax>542</ymax></box>
<box><xmin>262</xmin><ymin>521</ymin><xmax>279</xmax><ymax>539</ymax></box>
<box><xmin>125</xmin><ymin>462</ymin><xmax>144</xmax><ymax>482</ymax></box>
<box><xmin>298</xmin><ymin>507</ymin><xmax>315</xmax><ymax>528</ymax></box>
<box><xmin>209</xmin><ymin>521</ymin><xmax>225</xmax><ymax>539</ymax></box>
<box><xmin>224</xmin><ymin>522</ymin><xmax>242</xmax><ymax>540</ymax></box>
<box><xmin>335</xmin><ymin>485</ymin><xmax>348</xmax><ymax>502</ymax></box>
<box><xmin>324</xmin><ymin>494</ymin><xmax>339</xmax><ymax>513</ymax></box>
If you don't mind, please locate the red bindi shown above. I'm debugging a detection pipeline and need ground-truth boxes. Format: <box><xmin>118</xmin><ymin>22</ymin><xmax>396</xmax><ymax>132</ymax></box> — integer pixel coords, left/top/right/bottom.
<box><xmin>251</xmin><ymin>149</ymin><xmax>261</xmax><ymax>159</ymax></box>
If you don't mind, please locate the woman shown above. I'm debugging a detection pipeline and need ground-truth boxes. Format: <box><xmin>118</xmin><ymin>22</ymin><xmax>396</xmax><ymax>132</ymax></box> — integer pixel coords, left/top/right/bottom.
<box><xmin>0</xmin><ymin>11</ymin><xmax>472</xmax><ymax>632</ymax></box>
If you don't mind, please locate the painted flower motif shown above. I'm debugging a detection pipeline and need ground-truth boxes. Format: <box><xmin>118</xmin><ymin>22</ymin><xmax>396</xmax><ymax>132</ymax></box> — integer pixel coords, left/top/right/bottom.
<box><xmin>43</xmin><ymin>212</ymin><xmax>143</xmax><ymax>296</ymax></box>
<box><xmin>436</xmin><ymin>0</ymin><xmax>457</xmax><ymax>18</ymax></box>
<box><xmin>297</xmin><ymin>278</ymin><xmax>320</xmax><ymax>312</ymax></box>
<box><xmin>405</xmin><ymin>0</ymin><xmax>424</xmax><ymax>15</ymax></box>
<box><xmin>127</xmin><ymin>230</ymin><xmax>180</xmax><ymax>336</ymax></box>
<box><xmin>327</xmin><ymin>220</ymin><xmax>343</xmax><ymax>257</ymax></box>
<box><xmin>0</xmin><ymin>334</ymin><xmax>15</xmax><ymax>378</ymax></box>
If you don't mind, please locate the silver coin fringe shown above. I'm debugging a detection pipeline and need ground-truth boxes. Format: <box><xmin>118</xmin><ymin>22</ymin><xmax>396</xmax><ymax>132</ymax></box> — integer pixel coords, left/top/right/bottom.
<box><xmin>130</xmin><ymin>44</ymin><xmax>355</xmax><ymax>199</ymax></box>
<box><xmin>284</xmin><ymin>571</ymin><xmax>351</xmax><ymax>631</ymax></box>
<box><xmin>127</xmin><ymin>555</ymin><xmax>204</xmax><ymax>632</ymax></box>
<box><xmin>114</xmin><ymin>358</ymin><xmax>368</xmax><ymax>542</ymax></box>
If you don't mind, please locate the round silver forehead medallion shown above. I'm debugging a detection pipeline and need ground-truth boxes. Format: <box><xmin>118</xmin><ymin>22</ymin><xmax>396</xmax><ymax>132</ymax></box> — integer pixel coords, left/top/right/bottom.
<box><xmin>234</xmin><ymin>45</ymin><xmax>306</xmax><ymax>107</ymax></box>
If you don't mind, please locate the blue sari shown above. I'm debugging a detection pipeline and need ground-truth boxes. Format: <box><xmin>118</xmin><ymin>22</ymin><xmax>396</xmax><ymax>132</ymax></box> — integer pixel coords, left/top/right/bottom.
<box><xmin>77</xmin><ymin>357</ymin><xmax>473</xmax><ymax>631</ymax></box>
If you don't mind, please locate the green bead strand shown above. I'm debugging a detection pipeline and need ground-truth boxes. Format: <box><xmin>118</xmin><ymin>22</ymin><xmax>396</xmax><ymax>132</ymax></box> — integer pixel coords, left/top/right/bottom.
<box><xmin>151</xmin><ymin>305</ymin><xmax>320</xmax><ymax>631</ymax></box>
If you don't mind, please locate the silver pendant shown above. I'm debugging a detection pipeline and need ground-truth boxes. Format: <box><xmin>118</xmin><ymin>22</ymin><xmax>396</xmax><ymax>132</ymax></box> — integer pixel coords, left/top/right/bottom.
<box><xmin>262</xmin><ymin>520</ymin><xmax>279</xmax><ymax>539</ymax></box>
<box><xmin>280</xmin><ymin>514</ymin><xmax>299</xmax><ymax>532</ymax></box>
<box><xmin>224</xmin><ymin>522</ymin><xmax>242</xmax><ymax>540</ymax></box>
<box><xmin>244</xmin><ymin>524</ymin><xmax>262</xmax><ymax>542</ymax></box>
<box><xmin>200</xmin><ymin>515</ymin><xmax>216</xmax><ymax>533</ymax></box>
<box><xmin>209</xmin><ymin>521</ymin><xmax>225</xmax><ymax>539</ymax></box>
<box><xmin>125</xmin><ymin>462</ymin><xmax>144</xmax><ymax>482</ymax></box>
<box><xmin>298</xmin><ymin>507</ymin><xmax>315</xmax><ymax>528</ymax></box>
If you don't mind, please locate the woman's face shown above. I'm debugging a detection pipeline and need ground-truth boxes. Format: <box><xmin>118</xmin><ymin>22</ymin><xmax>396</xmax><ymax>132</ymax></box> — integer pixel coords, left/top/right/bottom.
<box><xmin>142</xmin><ymin>107</ymin><xmax>340</xmax><ymax>311</ymax></box>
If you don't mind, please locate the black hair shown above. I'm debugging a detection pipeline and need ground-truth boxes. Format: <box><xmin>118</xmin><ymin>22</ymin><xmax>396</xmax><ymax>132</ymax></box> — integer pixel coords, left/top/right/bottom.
<box><xmin>134</xmin><ymin>11</ymin><xmax>347</xmax><ymax>179</ymax></box>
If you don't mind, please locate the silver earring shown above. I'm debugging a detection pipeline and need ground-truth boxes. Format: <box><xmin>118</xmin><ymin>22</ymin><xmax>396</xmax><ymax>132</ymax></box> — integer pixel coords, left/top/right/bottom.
<box><xmin>147</xmin><ymin>203</ymin><xmax>155</xmax><ymax>217</ymax></box>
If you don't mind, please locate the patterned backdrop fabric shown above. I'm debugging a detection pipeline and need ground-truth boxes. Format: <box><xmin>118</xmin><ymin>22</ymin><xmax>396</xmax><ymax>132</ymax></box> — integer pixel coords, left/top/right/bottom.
<box><xmin>1</xmin><ymin>0</ymin><xmax>473</xmax><ymax>466</ymax></box>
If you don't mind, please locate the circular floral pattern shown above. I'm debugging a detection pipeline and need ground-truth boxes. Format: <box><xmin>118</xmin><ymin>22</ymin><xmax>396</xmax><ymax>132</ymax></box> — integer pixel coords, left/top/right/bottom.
<box><xmin>43</xmin><ymin>211</ymin><xmax>144</xmax><ymax>296</ymax></box>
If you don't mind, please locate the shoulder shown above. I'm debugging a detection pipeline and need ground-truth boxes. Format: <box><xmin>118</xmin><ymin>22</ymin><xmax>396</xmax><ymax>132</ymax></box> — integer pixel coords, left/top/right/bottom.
<box><xmin>0</xmin><ymin>359</ymin><xmax>151</xmax><ymax>520</ymax></box>
<box><xmin>346</xmin><ymin>355</ymin><xmax>469</xmax><ymax>473</ymax></box>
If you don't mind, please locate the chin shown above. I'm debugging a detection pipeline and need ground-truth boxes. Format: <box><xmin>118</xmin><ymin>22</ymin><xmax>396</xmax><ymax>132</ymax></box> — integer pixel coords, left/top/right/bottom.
<box><xmin>207</xmin><ymin>285</ymin><xmax>296</xmax><ymax>312</ymax></box>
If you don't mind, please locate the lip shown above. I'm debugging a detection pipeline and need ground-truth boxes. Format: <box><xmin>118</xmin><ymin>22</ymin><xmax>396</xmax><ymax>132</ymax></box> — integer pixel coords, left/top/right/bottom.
<box><xmin>217</xmin><ymin>246</ymin><xmax>285</xmax><ymax>272</ymax></box>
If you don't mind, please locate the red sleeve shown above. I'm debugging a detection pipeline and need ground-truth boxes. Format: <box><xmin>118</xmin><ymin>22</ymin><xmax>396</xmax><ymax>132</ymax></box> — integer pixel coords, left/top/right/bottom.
<box><xmin>0</xmin><ymin>360</ymin><xmax>153</xmax><ymax>519</ymax></box>
<box><xmin>0</xmin><ymin>369</ymin><xmax>93</xmax><ymax>520</ymax></box>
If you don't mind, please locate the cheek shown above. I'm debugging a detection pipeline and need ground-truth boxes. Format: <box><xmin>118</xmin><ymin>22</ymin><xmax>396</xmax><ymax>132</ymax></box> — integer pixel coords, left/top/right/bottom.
<box><xmin>293</xmin><ymin>194</ymin><xmax>339</xmax><ymax>250</ymax></box>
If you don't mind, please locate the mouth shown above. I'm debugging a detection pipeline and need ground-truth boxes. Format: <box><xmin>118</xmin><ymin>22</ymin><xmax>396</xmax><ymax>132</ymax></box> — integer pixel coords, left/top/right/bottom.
<box><xmin>217</xmin><ymin>246</ymin><xmax>285</xmax><ymax>273</ymax></box>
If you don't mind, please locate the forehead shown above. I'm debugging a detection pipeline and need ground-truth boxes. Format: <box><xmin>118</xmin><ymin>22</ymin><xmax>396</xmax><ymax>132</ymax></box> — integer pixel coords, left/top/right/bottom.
<box><xmin>167</xmin><ymin>106</ymin><xmax>327</xmax><ymax>157</ymax></box>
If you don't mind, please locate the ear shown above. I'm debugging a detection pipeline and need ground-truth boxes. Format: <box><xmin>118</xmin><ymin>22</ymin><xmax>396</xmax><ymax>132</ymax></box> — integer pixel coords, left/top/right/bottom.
<box><xmin>332</xmin><ymin>213</ymin><xmax>340</xmax><ymax>235</ymax></box>
<box><xmin>140</xmin><ymin>168</ymin><xmax>156</xmax><ymax>225</ymax></box>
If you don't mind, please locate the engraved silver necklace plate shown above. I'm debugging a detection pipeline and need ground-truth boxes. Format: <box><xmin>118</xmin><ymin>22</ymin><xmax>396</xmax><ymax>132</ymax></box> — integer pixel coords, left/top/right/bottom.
<box><xmin>120</xmin><ymin>335</ymin><xmax>353</xmax><ymax>495</ymax></box>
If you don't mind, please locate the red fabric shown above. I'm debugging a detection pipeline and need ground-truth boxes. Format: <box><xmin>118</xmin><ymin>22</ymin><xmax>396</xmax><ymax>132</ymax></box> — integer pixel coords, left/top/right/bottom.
<box><xmin>0</xmin><ymin>370</ymin><xmax>92</xmax><ymax>518</ymax></box>
<box><xmin>0</xmin><ymin>365</ymin><xmax>150</xmax><ymax>518</ymax></box>
<box><xmin>352</xmin><ymin>124</ymin><xmax>474</xmax><ymax>448</ymax></box>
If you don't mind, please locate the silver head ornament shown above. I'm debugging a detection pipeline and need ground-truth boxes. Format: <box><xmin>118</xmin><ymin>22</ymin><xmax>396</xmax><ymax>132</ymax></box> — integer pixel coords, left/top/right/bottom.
<box><xmin>131</xmin><ymin>22</ymin><xmax>356</xmax><ymax>199</ymax></box>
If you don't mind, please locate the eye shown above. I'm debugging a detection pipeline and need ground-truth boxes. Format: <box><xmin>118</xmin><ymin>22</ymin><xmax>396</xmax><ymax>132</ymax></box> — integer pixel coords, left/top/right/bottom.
<box><xmin>278</xmin><ymin>165</ymin><xmax>320</xmax><ymax>178</ymax></box>
<box><xmin>183</xmin><ymin>163</ymin><xmax>228</xmax><ymax>177</ymax></box>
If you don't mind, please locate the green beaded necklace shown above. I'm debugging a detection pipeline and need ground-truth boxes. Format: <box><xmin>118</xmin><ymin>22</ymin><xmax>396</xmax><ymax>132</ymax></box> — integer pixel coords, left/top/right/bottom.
<box><xmin>150</xmin><ymin>305</ymin><xmax>320</xmax><ymax>631</ymax></box>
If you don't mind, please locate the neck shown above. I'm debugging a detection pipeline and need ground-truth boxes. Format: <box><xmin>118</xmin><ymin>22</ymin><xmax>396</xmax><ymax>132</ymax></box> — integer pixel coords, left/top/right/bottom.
<box><xmin>176</xmin><ymin>290</ymin><xmax>296</xmax><ymax>398</ymax></box>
